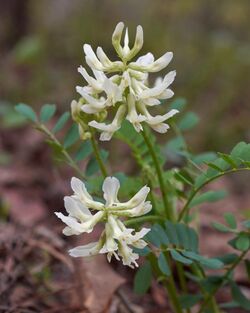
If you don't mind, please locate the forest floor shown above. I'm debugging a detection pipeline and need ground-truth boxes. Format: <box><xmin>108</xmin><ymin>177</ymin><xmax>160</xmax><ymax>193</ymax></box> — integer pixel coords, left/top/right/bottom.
<box><xmin>0</xmin><ymin>125</ymin><xmax>249</xmax><ymax>313</ymax></box>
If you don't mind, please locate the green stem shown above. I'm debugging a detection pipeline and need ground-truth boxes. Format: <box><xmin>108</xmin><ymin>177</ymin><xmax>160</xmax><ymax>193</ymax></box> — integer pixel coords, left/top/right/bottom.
<box><xmin>124</xmin><ymin>215</ymin><xmax>164</xmax><ymax>226</ymax></box>
<box><xmin>141</xmin><ymin>130</ymin><xmax>174</xmax><ymax>221</ymax></box>
<box><xmin>164</xmin><ymin>280</ymin><xmax>183</xmax><ymax>313</ymax></box>
<box><xmin>90</xmin><ymin>129</ymin><xmax>108</xmax><ymax>177</ymax></box>
<box><xmin>176</xmin><ymin>262</ymin><xmax>188</xmax><ymax>293</ymax></box>
<box><xmin>39</xmin><ymin>124</ymin><xmax>86</xmax><ymax>179</ymax></box>
<box><xmin>198</xmin><ymin>250</ymin><xmax>248</xmax><ymax>313</ymax></box>
<box><xmin>147</xmin><ymin>179</ymin><xmax>157</xmax><ymax>213</ymax></box>
<box><xmin>176</xmin><ymin>263</ymin><xmax>191</xmax><ymax>313</ymax></box>
<box><xmin>164</xmin><ymin>253</ymin><xmax>183</xmax><ymax>313</ymax></box>
<box><xmin>178</xmin><ymin>168</ymin><xmax>250</xmax><ymax>222</ymax></box>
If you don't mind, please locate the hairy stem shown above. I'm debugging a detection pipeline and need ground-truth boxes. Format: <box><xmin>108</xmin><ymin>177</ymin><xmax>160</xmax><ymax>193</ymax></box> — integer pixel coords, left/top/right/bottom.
<box><xmin>90</xmin><ymin>128</ymin><xmax>108</xmax><ymax>177</ymax></box>
<box><xmin>141</xmin><ymin>130</ymin><xmax>174</xmax><ymax>221</ymax></box>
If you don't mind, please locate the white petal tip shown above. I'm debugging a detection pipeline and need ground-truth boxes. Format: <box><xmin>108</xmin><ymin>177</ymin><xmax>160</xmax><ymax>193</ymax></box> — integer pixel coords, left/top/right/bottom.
<box><xmin>68</xmin><ymin>250</ymin><xmax>77</xmax><ymax>257</ymax></box>
<box><xmin>116</xmin><ymin>21</ymin><xmax>125</xmax><ymax>28</ymax></box>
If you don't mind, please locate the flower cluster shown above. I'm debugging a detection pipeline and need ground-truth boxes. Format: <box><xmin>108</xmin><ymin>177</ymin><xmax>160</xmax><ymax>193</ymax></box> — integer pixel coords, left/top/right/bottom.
<box><xmin>55</xmin><ymin>176</ymin><xmax>152</xmax><ymax>268</ymax></box>
<box><xmin>72</xmin><ymin>22</ymin><xmax>178</xmax><ymax>141</ymax></box>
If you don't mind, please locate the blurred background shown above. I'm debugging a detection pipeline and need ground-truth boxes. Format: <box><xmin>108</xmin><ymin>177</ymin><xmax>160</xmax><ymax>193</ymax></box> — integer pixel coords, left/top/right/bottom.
<box><xmin>0</xmin><ymin>1</ymin><xmax>250</xmax><ymax>312</ymax></box>
<box><xmin>0</xmin><ymin>0</ymin><xmax>250</xmax><ymax>151</ymax></box>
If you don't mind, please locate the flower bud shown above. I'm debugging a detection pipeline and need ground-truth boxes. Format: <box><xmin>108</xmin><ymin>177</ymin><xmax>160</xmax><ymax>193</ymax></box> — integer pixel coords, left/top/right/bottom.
<box><xmin>96</xmin><ymin>109</ymin><xmax>108</xmax><ymax>122</ymax></box>
<box><xmin>78</xmin><ymin>124</ymin><xmax>91</xmax><ymax>141</ymax></box>
<box><xmin>112</xmin><ymin>22</ymin><xmax>124</xmax><ymax>58</ymax></box>
<box><xmin>71</xmin><ymin>100</ymin><xmax>80</xmax><ymax>121</ymax></box>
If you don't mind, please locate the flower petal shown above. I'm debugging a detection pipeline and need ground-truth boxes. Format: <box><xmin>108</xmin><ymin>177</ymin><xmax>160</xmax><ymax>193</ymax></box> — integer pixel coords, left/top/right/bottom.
<box><xmin>83</xmin><ymin>44</ymin><xmax>103</xmax><ymax>70</ymax></box>
<box><xmin>71</xmin><ymin>177</ymin><xmax>104</xmax><ymax>210</ymax></box>
<box><xmin>64</xmin><ymin>196</ymin><xmax>92</xmax><ymax>219</ymax></box>
<box><xmin>149</xmin><ymin>122</ymin><xmax>170</xmax><ymax>133</ymax></box>
<box><xmin>55</xmin><ymin>212</ymin><xmax>84</xmax><ymax>233</ymax></box>
<box><xmin>125</xmin><ymin>25</ymin><xmax>143</xmax><ymax>61</ymax></box>
<box><xmin>148</xmin><ymin>51</ymin><xmax>173</xmax><ymax>72</ymax></box>
<box><xmin>122</xmin><ymin>185</ymin><xmax>150</xmax><ymax>209</ymax></box>
<box><xmin>139</xmin><ymin>71</ymin><xmax>176</xmax><ymax>99</ymax></box>
<box><xmin>62</xmin><ymin>226</ymin><xmax>81</xmax><ymax>236</ymax></box>
<box><xmin>71</xmin><ymin>177</ymin><xmax>92</xmax><ymax>200</ymax></box>
<box><xmin>158</xmin><ymin>89</ymin><xmax>174</xmax><ymax>100</ymax></box>
<box><xmin>112</xmin><ymin>22</ymin><xmax>125</xmax><ymax>58</ymax></box>
<box><xmin>126</xmin><ymin>94</ymin><xmax>146</xmax><ymax>132</ymax></box>
<box><xmin>118</xmin><ymin>241</ymin><xmax>139</xmax><ymax>268</ymax></box>
<box><xmin>102</xmin><ymin>176</ymin><xmax>120</xmax><ymax>205</ymax></box>
<box><xmin>147</xmin><ymin>109</ymin><xmax>179</xmax><ymax>125</ymax></box>
<box><xmin>135</xmin><ymin>52</ymin><xmax>154</xmax><ymax>66</ymax></box>
<box><xmin>69</xmin><ymin>240</ymin><xmax>104</xmax><ymax>257</ymax></box>
<box><xmin>77</xmin><ymin>66</ymin><xmax>102</xmax><ymax>91</ymax></box>
<box><xmin>76</xmin><ymin>88</ymin><xmax>106</xmax><ymax>111</ymax></box>
<box><xmin>129</xmin><ymin>51</ymin><xmax>173</xmax><ymax>72</ymax></box>
<box><xmin>115</xmin><ymin>200</ymin><xmax>152</xmax><ymax>217</ymax></box>
<box><xmin>89</xmin><ymin>105</ymin><xmax>126</xmax><ymax>141</ymax></box>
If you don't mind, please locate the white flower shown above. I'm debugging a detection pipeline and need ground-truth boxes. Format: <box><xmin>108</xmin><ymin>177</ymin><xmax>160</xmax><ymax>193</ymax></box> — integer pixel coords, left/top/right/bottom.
<box><xmin>55</xmin><ymin>176</ymin><xmax>152</xmax><ymax>268</ymax></box>
<box><xmin>55</xmin><ymin>197</ymin><xmax>104</xmax><ymax>235</ymax></box>
<box><xmin>89</xmin><ymin>104</ymin><xmax>126</xmax><ymax>141</ymax></box>
<box><xmin>73</xmin><ymin>22</ymin><xmax>178</xmax><ymax>140</ymax></box>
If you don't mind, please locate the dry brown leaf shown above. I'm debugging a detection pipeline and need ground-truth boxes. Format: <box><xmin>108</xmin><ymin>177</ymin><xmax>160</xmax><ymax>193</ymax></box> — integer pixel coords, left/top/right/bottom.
<box><xmin>78</xmin><ymin>255</ymin><xmax>125</xmax><ymax>313</ymax></box>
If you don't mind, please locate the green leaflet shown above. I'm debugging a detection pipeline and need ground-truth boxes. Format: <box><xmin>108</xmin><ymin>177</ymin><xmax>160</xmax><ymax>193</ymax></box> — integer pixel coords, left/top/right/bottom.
<box><xmin>216</xmin><ymin>253</ymin><xmax>238</xmax><ymax>265</ymax></box>
<box><xmin>191</xmin><ymin>152</ymin><xmax>217</xmax><ymax>165</ymax></box>
<box><xmin>189</xmin><ymin>190</ymin><xmax>227</xmax><ymax>208</ymax></box>
<box><xmin>224</xmin><ymin>212</ymin><xmax>237</xmax><ymax>229</ymax></box>
<box><xmin>194</xmin><ymin>142</ymin><xmax>250</xmax><ymax>189</ymax></box>
<box><xmin>169</xmin><ymin>97</ymin><xmax>187</xmax><ymax>111</ymax></box>
<box><xmin>63</xmin><ymin>123</ymin><xmax>79</xmax><ymax>148</ymax></box>
<box><xmin>52</xmin><ymin>111</ymin><xmax>70</xmax><ymax>133</ymax></box>
<box><xmin>15</xmin><ymin>103</ymin><xmax>37</xmax><ymax>122</ymax></box>
<box><xmin>179</xmin><ymin>294</ymin><xmax>203</xmax><ymax>309</ymax></box>
<box><xmin>170</xmin><ymin>250</ymin><xmax>193</xmax><ymax>265</ymax></box>
<box><xmin>235</xmin><ymin>234</ymin><xmax>250</xmax><ymax>251</ymax></box>
<box><xmin>231</xmin><ymin>282</ymin><xmax>250</xmax><ymax>310</ymax></box>
<box><xmin>75</xmin><ymin>141</ymin><xmax>92</xmax><ymax>161</ymax></box>
<box><xmin>40</xmin><ymin>104</ymin><xmax>56</xmax><ymax>123</ymax></box>
<box><xmin>146</xmin><ymin>222</ymin><xmax>224</xmax><ymax>269</ymax></box>
<box><xmin>158</xmin><ymin>252</ymin><xmax>171</xmax><ymax>276</ymax></box>
<box><xmin>178</xmin><ymin>112</ymin><xmax>199</xmax><ymax>131</ymax></box>
<box><xmin>134</xmin><ymin>261</ymin><xmax>152</xmax><ymax>295</ymax></box>
<box><xmin>165</xmin><ymin>221</ymin><xmax>179</xmax><ymax>246</ymax></box>
<box><xmin>212</xmin><ymin>222</ymin><xmax>232</xmax><ymax>233</ymax></box>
